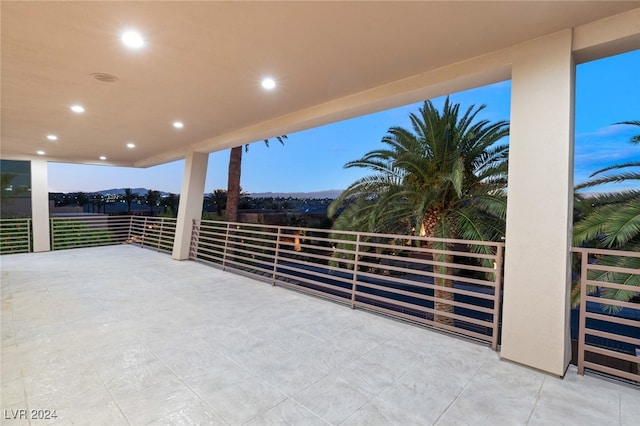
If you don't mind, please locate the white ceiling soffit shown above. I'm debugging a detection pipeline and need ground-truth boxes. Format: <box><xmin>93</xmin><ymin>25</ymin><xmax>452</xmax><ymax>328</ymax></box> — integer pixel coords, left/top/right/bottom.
<box><xmin>1</xmin><ymin>1</ymin><xmax>639</xmax><ymax>167</ymax></box>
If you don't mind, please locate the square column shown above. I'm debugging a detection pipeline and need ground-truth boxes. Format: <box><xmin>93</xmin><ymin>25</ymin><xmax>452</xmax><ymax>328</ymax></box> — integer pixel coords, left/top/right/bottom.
<box><xmin>31</xmin><ymin>159</ymin><xmax>50</xmax><ymax>252</ymax></box>
<box><xmin>172</xmin><ymin>151</ymin><xmax>208</xmax><ymax>260</ymax></box>
<box><xmin>501</xmin><ymin>30</ymin><xmax>575</xmax><ymax>376</ymax></box>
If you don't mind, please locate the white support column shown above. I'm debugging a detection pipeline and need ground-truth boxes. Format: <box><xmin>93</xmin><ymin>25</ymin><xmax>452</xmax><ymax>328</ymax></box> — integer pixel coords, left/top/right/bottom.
<box><xmin>501</xmin><ymin>30</ymin><xmax>575</xmax><ymax>376</ymax></box>
<box><xmin>172</xmin><ymin>151</ymin><xmax>208</xmax><ymax>260</ymax></box>
<box><xmin>31</xmin><ymin>159</ymin><xmax>50</xmax><ymax>252</ymax></box>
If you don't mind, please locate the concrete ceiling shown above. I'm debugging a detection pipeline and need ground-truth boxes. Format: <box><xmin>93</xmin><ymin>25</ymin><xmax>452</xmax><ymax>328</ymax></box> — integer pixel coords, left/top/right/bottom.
<box><xmin>1</xmin><ymin>1</ymin><xmax>639</xmax><ymax>167</ymax></box>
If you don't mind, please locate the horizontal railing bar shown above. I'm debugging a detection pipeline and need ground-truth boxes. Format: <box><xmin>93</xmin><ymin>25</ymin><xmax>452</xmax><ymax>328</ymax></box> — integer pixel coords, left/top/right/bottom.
<box><xmin>355</xmin><ymin>280</ymin><xmax>495</xmax><ymax>315</ymax></box>
<box><xmin>356</xmin><ymin>259</ymin><xmax>497</xmax><ymax>287</ymax></box>
<box><xmin>276</xmin><ymin>280</ymin><xmax>352</xmax><ymax>305</ymax></box>
<box><xmin>223</xmin><ymin>257</ymin><xmax>276</xmax><ymax>271</ymax></box>
<box><xmin>275</xmin><ymin>271</ymin><xmax>352</xmax><ymax>295</ymax></box>
<box><xmin>226</xmin><ymin>240</ymin><xmax>276</xmax><ymax>253</ymax></box>
<box><xmin>584</xmin><ymin>329</ymin><xmax>640</xmax><ymax>346</ymax></box>
<box><xmin>224</xmin><ymin>245</ymin><xmax>276</xmax><ymax>259</ymax></box>
<box><xmin>582</xmin><ymin>362</ymin><xmax>640</xmax><ymax>383</ymax></box>
<box><xmin>585</xmin><ymin>280</ymin><xmax>640</xmax><ymax>293</ymax></box>
<box><xmin>355</xmin><ymin>291</ymin><xmax>494</xmax><ymax>328</ymax></box>
<box><xmin>278</xmin><ymin>248</ymin><xmax>356</xmax><ymax>266</ymax></box>
<box><xmin>572</xmin><ymin>247</ymin><xmax>640</xmax><ymax>258</ymax></box>
<box><xmin>359</xmin><ymin>240</ymin><xmax>498</xmax><ymax>261</ymax></box>
<box><xmin>276</xmin><ymin>264</ymin><xmax>354</xmax><ymax>285</ymax></box>
<box><xmin>356</xmin><ymin>270</ymin><xmax>497</xmax><ymax>301</ymax></box>
<box><xmin>199</xmin><ymin>220</ymin><xmax>503</xmax><ymax>248</ymax></box>
<box><xmin>353</xmin><ymin>302</ymin><xmax>492</xmax><ymax>342</ymax></box>
<box><xmin>191</xmin><ymin>242</ymin><xmax>223</xmax><ymax>254</ymax></box>
<box><xmin>584</xmin><ymin>344</ymin><xmax>640</xmax><ymax>364</ymax></box>
<box><xmin>585</xmin><ymin>312</ymin><xmax>640</xmax><ymax>327</ymax></box>
<box><xmin>585</xmin><ymin>296</ymin><xmax>640</xmax><ymax>310</ymax></box>
<box><xmin>586</xmin><ymin>265</ymin><xmax>640</xmax><ymax>275</ymax></box>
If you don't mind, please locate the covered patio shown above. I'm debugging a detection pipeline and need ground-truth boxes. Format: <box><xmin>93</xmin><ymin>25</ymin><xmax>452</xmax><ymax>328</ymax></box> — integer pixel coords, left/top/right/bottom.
<box><xmin>2</xmin><ymin>245</ymin><xmax>637</xmax><ymax>425</ymax></box>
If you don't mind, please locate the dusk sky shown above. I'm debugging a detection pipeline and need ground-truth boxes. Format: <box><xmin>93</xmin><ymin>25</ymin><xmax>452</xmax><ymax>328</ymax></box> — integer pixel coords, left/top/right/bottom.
<box><xmin>47</xmin><ymin>49</ymin><xmax>639</xmax><ymax>195</ymax></box>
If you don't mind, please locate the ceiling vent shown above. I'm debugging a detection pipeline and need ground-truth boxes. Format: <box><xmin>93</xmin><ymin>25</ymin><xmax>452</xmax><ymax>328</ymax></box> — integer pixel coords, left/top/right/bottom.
<box><xmin>90</xmin><ymin>73</ymin><xmax>119</xmax><ymax>83</ymax></box>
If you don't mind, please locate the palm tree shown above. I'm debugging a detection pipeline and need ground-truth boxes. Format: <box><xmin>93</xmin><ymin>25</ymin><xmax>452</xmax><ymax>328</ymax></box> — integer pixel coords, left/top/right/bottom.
<box><xmin>160</xmin><ymin>193</ymin><xmax>180</xmax><ymax>217</ymax></box>
<box><xmin>123</xmin><ymin>188</ymin><xmax>136</xmax><ymax>214</ymax></box>
<box><xmin>573</xmin><ymin>120</ymin><xmax>640</xmax><ymax>311</ymax></box>
<box><xmin>329</xmin><ymin>98</ymin><xmax>509</xmax><ymax>324</ymax></box>
<box><xmin>206</xmin><ymin>189</ymin><xmax>227</xmax><ymax>216</ymax></box>
<box><xmin>145</xmin><ymin>189</ymin><xmax>160</xmax><ymax>216</ymax></box>
<box><xmin>226</xmin><ymin>136</ymin><xmax>287</xmax><ymax>222</ymax></box>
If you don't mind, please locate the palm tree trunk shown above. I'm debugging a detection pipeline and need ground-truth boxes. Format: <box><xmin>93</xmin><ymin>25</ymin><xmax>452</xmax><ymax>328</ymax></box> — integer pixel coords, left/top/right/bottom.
<box><xmin>226</xmin><ymin>146</ymin><xmax>242</xmax><ymax>223</ymax></box>
<box><xmin>421</xmin><ymin>210</ymin><xmax>454</xmax><ymax>327</ymax></box>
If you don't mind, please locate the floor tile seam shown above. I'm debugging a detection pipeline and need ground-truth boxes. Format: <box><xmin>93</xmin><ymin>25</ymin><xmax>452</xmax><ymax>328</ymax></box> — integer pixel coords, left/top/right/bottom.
<box><xmin>143</xmin><ymin>342</ymin><xmax>233</xmax><ymax>426</ymax></box>
<box><xmin>618</xmin><ymin>386</ymin><xmax>622</xmax><ymax>426</ymax></box>
<box><xmin>77</xmin><ymin>347</ymin><xmax>132</xmax><ymax>426</ymax></box>
<box><xmin>432</xmin><ymin>358</ymin><xmax>488</xmax><ymax>425</ymax></box>
<box><xmin>334</xmin><ymin>379</ymin><xmax>378</xmax><ymax>426</ymax></box>
<box><xmin>291</xmin><ymin>375</ymin><xmax>376</xmax><ymax>424</ymax></box>
<box><xmin>373</xmin><ymin>355</ymin><xmax>425</xmax><ymax>397</ymax></box>
<box><xmin>525</xmin><ymin>375</ymin><xmax>546</xmax><ymax>425</ymax></box>
<box><xmin>241</xmin><ymin>396</ymin><xmax>331</xmax><ymax>426</ymax></box>
<box><xmin>216</xmin><ymin>343</ymin><xmax>329</xmax><ymax>400</ymax></box>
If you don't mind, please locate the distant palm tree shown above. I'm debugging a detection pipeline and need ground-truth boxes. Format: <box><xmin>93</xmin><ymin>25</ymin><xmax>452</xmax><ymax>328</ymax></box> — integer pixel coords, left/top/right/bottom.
<box><xmin>226</xmin><ymin>136</ymin><xmax>287</xmax><ymax>222</ymax></box>
<box><xmin>76</xmin><ymin>192</ymin><xmax>89</xmax><ymax>211</ymax></box>
<box><xmin>207</xmin><ymin>189</ymin><xmax>227</xmax><ymax>216</ymax></box>
<box><xmin>145</xmin><ymin>190</ymin><xmax>160</xmax><ymax>216</ymax></box>
<box><xmin>123</xmin><ymin>188</ymin><xmax>136</xmax><ymax>214</ymax></box>
<box><xmin>160</xmin><ymin>193</ymin><xmax>180</xmax><ymax>217</ymax></box>
<box><xmin>573</xmin><ymin>120</ymin><xmax>640</xmax><ymax>311</ymax></box>
<box><xmin>329</xmin><ymin>98</ymin><xmax>509</xmax><ymax>324</ymax></box>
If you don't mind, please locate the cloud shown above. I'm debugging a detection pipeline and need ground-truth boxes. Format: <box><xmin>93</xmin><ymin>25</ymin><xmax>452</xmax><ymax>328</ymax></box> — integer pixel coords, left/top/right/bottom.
<box><xmin>575</xmin><ymin>123</ymin><xmax>637</xmax><ymax>139</ymax></box>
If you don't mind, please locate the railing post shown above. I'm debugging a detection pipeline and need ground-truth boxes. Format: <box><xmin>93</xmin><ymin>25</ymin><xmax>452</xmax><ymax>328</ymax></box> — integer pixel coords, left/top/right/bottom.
<box><xmin>491</xmin><ymin>243</ymin><xmax>504</xmax><ymax>351</ymax></box>
<box><xmin>272</xmin><ymin>227</ymin><xmax>282</xmax><ymax>286</ymax></box>
<box><xmin>49</xmin><ymin>217</ymin><xmax>54</xmax><ymax>251</ymax></box>
<box><xmin>350</xmin><ymin>233</ymin><xmax>361</xmax><ymax>309</ymax></box>
<box><xmin>127</xmin><ymin>215</ymin><xmax>133</xmax><ymax>241</ymax></box>
<box><xmin>189</xmin><ymin>219</ymin><xmax>200</xmax><ymax>259</ymax></box>
<box><xmin>577</xmin><ymin>249</ymin><xmax>588</xmax><ymax>375</ymax></box>
<box><xmin>140</xmin><ymin>217</ymin><xmax>148</xmax><ymax>247</ymax></box>
<box><xmin>222</xmin><ymin>222</ymin><xmax>231</xmax><ymax>270</ymax></box>
<box><xmin>28</xmin><ymin>218</ymin><xmax>32</xmax><ymax>253</ymax></box>
<box><xmin>157</xmin><ymin>218</ymin><xmax>164</xmax><ymax>251</ymax></box>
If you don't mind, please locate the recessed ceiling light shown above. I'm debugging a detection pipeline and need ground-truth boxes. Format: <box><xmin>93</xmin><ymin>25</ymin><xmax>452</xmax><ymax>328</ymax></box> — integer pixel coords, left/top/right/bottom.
<box><xmin>47</xmin><ymin>135</ymin><xmax>58</xmax><ymax>141</ymax></box>
<box><xmin>121</xmin><ymin>30</ymin><xmax>144</xmax><ymax>49</ymax></box>
<box><xmin>70</xmin><ymin>105</ymin><xmax>85</xmax><ymax>113</ymax></box>
<box><xmin>37</xmin><ymin>150</ymin><xmax>45</xmax><ymax>155</ymax></box>
<box><xmin>99</xmin><ymin>156</ymin><xmax>107</xmax><ymax>160</ymax></box>
<box><xmin>261</xmin><ymin>77</ymin><xmax>276</xmax><ymax>90</ymax></box>
<box><xmin>173</xmin><ymin>121</ymin><xmax>184</xmax><ymax>129</ymax></box>
<box><xmin>126</xmin><ymin>143</ymin><xmax>136</xmax><ymax>148</ymax></box>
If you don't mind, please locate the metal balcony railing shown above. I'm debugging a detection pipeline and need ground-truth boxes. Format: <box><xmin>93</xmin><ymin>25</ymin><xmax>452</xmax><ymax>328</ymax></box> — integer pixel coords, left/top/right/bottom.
<box><xmin>128</xmin><ymin>216</ymin><xmax>177</xmax><ymax>253</ymax></box>
<box><xmin>573</xmin><ymin>247</ymin><xmax>640</xmax><ymax>383</ymax></box>
<box><xmin>50</xmin><ymin>215</ymin><xmax>131</xmax><ymax>250</ymax></box>
<box><xmin>0</xmin><ymin>218</ymin><xmax>31</xmax><ymax>254</ymax></box>
<box><xmin>190</xmin><ymin>220</ymin><xmax>505</xmax><ymax>349</ymax></box>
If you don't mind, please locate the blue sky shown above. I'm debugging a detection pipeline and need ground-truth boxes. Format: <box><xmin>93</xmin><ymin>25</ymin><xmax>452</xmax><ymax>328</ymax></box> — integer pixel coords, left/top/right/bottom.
<box><xmin>48</xmin><ymin>49</ymin><xmax>639</xmax><ymax>195</ymax></box>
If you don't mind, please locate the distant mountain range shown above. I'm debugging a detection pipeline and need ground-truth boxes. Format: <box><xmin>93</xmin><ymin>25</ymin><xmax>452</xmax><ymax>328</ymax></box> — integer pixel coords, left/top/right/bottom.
<box><xmin>248</xmin><ymin>190</ymin><xmax>343</xmax><ymax>199</ymax></box>
<box><xmin>94</xmin><ymin>188</ymin><xmax>170</xmax><ymax>197</ymax></box>
<box><xmin>91</xmin><ymin>188</ymin><xmax>343</xmax><ymax>199</ymax></box>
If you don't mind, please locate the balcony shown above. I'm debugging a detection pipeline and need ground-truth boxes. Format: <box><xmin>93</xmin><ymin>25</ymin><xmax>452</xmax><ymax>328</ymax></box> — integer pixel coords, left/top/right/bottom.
<box><xmin>1</xmin><ymin>218</ymin><xmax>638</xmax><ymax>424</ymax></box>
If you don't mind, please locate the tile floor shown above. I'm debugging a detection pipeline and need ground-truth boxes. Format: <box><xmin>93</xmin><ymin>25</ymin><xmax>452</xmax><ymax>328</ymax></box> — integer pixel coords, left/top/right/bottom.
<box><xmin>1</xmin><ymin>245</ymin><xmax>638</xmax><ymax>425</ymax></box>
